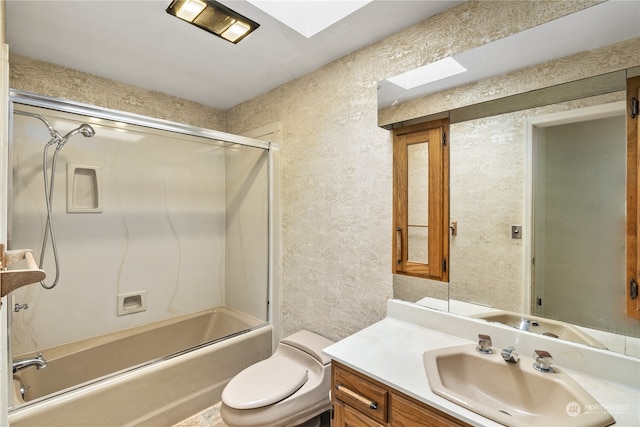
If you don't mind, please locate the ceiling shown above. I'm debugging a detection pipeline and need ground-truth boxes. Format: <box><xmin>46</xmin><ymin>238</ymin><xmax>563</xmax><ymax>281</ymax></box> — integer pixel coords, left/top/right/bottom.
<box><xmin>6</xmin><ymin>1</ymin><xmax>639</xmax><ymax>112</ymax></box>
<box><xmin>5</xmin><ymin>0</ymin><xmax>464</xmax><ymax>110</ymax></box>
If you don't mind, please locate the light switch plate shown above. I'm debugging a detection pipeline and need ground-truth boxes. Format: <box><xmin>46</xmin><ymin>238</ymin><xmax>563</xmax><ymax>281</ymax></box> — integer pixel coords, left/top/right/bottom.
<box><xmin>512</xmin><ymin>225</ymin><xmax>522</xmax><ymax>239</ymax></box>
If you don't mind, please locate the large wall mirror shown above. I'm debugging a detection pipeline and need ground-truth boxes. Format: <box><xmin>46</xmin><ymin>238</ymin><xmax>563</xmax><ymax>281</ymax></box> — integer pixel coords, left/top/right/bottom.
<box><xmin>380</xmin><ymin>1</ymin><xmax>640</xmax><ymax>357</ymax></box>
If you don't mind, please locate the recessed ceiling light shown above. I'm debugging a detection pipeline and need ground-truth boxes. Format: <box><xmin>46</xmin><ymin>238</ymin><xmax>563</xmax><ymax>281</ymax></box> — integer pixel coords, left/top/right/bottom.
<box><xmin>176</xmin><ymin>0</ymin><xmax>207</xmax><ymax>22</ymax></box>
<box><xmin>222</xmin><ymin>21</ymin><xmax>252</xmax><ymax>43</ymax></box>
<box><xmin>387</xmin><ymin>57</ymin><xmax>468</xmax><ymax>90</ymax></box>
<box><xmin>166</xmin><ymin>0</ymin><xmax>260</xmax><ymax>44</ymax></box>
<box><xmin>247</xmin><ymin>0</ymin><xmax>373</xmax><ymax>38</ymax></box>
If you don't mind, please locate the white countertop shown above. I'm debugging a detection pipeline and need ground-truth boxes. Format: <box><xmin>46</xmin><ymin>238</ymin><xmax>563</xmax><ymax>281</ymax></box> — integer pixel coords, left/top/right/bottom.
<box><xmin>323</xmin><ymin>299</ymin><xmax>640</xmax><ymax>427</ymax></box>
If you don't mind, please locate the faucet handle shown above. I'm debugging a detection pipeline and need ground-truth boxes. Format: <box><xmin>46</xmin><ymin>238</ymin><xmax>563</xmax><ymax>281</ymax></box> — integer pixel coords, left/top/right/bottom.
<box><xmin>476</xmin><ymin>334</ymin><xmax>493</xmax><ymax>354</ymax></box>
<box><xmin>533</xmin><ymin>350</ymin><xmax>554</xmax><ymax>373</ymax></box>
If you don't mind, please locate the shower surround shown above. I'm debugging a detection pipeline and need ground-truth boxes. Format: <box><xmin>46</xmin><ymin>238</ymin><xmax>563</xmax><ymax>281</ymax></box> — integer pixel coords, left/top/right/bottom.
<box><xmin>8</xmin><ymin>99</ymin><xmax>271</xmax><ymax>412</ymax></box>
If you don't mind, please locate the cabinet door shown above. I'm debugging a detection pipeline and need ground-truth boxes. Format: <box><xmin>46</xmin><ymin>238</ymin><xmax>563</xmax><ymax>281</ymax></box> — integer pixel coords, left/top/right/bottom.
<box><xmin>333</xmin><ymin>400</ymin><xmax>345</xmax><ymax>427</ymax></box>
<box><xmin>392</xmin><ymin>119</ymin><xmax>449</xmax><ymax>281</ymax></box>
<box><xmin>342</xmin><ymin>404</ymin><xmax>386</xmax><ymax>427</ymax></box>
<box><xmin>627</xmin><ymin>75</ymin><xmax>640</xmax><ymax>321</ymax></box>
<box><xmin>389</xmin><ymin>393</ymin><xmax>468</xmax><ymax>427</ymax></box>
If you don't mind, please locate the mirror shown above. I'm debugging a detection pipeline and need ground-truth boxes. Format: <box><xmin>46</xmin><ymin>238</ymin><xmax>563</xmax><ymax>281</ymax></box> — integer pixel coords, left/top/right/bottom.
<box><xmin>407</xmin><ymin>142</ymin><xmax>429</xmax><ymax>263</ymax></box>
<box><xmin>380</xmin><ymin>1</ymin><xmax>640</xmax><ymax>356</ymax></box>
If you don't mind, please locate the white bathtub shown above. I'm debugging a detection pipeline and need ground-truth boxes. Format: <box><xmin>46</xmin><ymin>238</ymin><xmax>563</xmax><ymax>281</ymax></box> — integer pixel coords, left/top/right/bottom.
<box><xmin>9</xmin><ymin>307</ymin><xmax>272</xmax><ymax>426</ymax></box>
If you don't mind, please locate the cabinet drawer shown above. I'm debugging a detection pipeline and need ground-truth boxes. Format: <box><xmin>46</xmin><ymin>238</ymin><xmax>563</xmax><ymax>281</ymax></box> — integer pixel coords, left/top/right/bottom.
<box><xmin>333</xmin><ymin>364</ymin><xmax>388</xmax><ymax>424</ymax></box>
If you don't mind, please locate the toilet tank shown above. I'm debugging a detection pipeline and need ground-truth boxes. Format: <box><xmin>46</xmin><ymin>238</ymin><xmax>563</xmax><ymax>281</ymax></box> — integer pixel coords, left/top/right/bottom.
<box><xmin>280</xmin><ymin>331</ymin><xmax>334</xmax><ymax>365</ymax></box>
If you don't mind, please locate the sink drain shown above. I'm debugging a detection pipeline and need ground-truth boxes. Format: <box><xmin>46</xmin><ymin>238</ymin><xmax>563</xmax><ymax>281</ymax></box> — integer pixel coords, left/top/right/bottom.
<box><xmin>499</xmin><ymin>410</ymin><xmax>513</xmax><ymax>417</ymax></box>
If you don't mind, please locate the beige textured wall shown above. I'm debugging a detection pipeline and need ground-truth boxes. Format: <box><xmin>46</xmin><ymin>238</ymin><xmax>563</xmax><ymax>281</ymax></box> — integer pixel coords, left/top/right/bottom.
<box><xmin>9</xmin><ymin>54</ymin><xmax>226</xmax><ymax>131</ymax></box>
<box><xmin>225</xmin><ymin>1</ymin><xmax>599</xmax><ymax>340</ymax></box>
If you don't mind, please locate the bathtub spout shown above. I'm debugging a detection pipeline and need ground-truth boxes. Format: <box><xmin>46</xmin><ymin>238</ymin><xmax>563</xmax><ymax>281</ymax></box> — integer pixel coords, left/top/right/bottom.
<box><xmin>13</xmin><ymin>353</ymin><xmax>47</xmax><ymax>373</ymax></box>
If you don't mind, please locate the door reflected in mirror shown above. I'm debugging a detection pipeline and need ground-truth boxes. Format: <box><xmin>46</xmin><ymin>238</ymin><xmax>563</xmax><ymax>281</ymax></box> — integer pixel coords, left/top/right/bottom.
<box><xmin>532</xmin><ymin>113</ymin><xmax>626</xmax><ymax>333</ymax></box>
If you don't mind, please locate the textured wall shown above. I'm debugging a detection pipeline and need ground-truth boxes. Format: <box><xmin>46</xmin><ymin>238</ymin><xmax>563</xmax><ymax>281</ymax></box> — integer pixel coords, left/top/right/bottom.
<box><xmin>9</xmin><ymin>54</ymin><xmax>226</xmax><ymax>132</ymax></box>
<box><xmin>225</xmin><ymin>1</ymin><xmax>600</xmax><ymax>340</ymax></box>
<box><xmin>227</xmin><ymin>58</ymin><xmax>394</xmax><ymax>341</ymax></box>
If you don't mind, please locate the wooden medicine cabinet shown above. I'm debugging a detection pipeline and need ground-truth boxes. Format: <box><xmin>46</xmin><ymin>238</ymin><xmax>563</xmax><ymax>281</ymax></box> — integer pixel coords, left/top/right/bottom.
<box><xmin>392</xmin><ymin>119</ymin><xmax>449</xmax><ymax>281</ymax></box>
<box><xmin>627</xmin><ymin>75</ymin><xmax>640</xmax><ymax>321</ymax></box>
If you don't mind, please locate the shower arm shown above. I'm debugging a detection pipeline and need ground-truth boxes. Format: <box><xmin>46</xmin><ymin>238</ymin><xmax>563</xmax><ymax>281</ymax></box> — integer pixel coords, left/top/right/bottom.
<box><xmin>14</xmin><ymin>110</ymin><xmax>63</xmax><ymax>142</ymax></box>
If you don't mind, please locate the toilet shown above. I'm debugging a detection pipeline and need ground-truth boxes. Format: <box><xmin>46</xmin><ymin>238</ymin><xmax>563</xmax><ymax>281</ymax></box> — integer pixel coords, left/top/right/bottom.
<box><xmin>220</xmin><ymin>330</ymin><xmax>335</xmax><ymax>427</ymax></box>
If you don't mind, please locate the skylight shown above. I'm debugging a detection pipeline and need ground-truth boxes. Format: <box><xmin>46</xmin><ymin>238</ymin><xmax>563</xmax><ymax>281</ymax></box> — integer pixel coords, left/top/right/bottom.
<box><xmin>387</xmin><ymin>57</ymin><xmax>467</xmax><ymax>90</ymax></box>
<box><xmin>247</xmin><ymin>0</ymin><xmax>373</xmax><ymax>38</ymax></box>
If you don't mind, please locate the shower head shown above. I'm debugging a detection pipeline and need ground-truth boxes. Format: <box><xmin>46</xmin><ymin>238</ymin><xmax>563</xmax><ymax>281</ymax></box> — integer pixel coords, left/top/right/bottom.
<box><xmin>62</xmin><ymin>124</ymin><xmax>96</xmax><ymax>140</ymax></box>
<box><xmin>56</xmin><ymin>124</ymin><xmax>95</xmax><ymax>149</ymax></box>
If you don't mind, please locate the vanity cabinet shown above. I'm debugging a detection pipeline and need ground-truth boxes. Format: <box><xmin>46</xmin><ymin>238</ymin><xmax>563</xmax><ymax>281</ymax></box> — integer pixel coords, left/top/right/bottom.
<box><xmin>331</xmin><ymin>361</ymin><xmax>470</xmax><ymax>427</ymax></box>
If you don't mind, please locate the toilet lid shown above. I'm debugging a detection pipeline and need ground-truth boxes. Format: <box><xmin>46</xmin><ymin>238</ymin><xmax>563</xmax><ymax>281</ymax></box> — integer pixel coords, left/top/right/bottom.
<box><xmin>222</xmin><ymin>356</ymin><xmax>308</xmax><ymax>410</ymax></box>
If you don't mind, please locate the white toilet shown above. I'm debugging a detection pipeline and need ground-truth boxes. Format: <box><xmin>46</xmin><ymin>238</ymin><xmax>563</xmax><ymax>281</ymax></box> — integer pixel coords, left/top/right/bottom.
<box><xmin>220</xmin><ymin>330</ymin><xmax>334</xmax><ymax>427</ymax></box>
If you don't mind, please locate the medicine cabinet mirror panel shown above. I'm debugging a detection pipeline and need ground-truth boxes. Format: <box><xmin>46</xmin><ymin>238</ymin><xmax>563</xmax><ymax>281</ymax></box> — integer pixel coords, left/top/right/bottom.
<box><xmin>380</xmin><ymin>2</ymin><xmax>640</xmax><ymax>356</ymax></box>
<box><xmin>393</xmin><ymin>120</ymin><xmax>449</xmax><ymax>282</ymax></box>
<box><xmin>7</xmin><ymin>101</ymin><xmax>270</xmax><ymax>407</ymax></box>
<box><xmin>407</xmin><ymin>141</ymin><xmax>429</xmax><ymax>263</ymax></box>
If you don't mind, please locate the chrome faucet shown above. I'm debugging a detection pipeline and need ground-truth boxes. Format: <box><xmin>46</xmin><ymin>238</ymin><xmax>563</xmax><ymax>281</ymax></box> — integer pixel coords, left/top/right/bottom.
<box><xmin>12</xmin><ymin>352</ymin><xmax>47</xmax><ymax>373</ymax></box>
<box><xmin>501</xmin><ymin>346</ymin><xmax>519</xmax><ymax>363</ymax></box>
<box><xmin>533</xmin><ymin>350</ymin><xmax>554</xmax><ymax>373</ymax></box>
<box><xmin>518</xmin><ymin>318</ymin><xmax>531</xmax><ymax>331</ymax></box>
<box><xmin>476</xmin><ymin>334</ymin><xmax>493</xmax><ymax>354</ymax></box>
<box><xmin>14</xmin><ymin>303</ymin><xmax>29</xmax><ymax>312</ymax></box>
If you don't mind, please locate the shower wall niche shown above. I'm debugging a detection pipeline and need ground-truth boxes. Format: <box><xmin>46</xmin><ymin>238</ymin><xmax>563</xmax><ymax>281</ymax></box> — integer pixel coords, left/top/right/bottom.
<box><xmin>66</xmin><ymin>164</ymin><xmax>102</xmax><ymax>212</ymax></box>
<box><xmin>9</xmin><ymin>102</ymin><xmax>270</xmax><ymax>359</ymax></box>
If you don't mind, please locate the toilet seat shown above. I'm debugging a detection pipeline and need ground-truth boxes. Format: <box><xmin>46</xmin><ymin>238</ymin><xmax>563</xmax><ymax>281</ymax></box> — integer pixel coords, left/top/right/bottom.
<box><xmin>222</xmin><ymin>356</ymin><xmax>308</xmax><ymax>410</ymax></box>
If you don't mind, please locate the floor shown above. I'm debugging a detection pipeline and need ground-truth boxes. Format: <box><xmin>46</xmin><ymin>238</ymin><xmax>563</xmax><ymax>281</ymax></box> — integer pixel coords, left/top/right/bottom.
<box><xmin>171</xmin><ymin>403</ymin><xmax>331</xmax><ymax>427</ymax></box>
<box><xmin>172</xmin><ymin>403</ymin><xmax>227</xmax><ymax>427</ymax></box>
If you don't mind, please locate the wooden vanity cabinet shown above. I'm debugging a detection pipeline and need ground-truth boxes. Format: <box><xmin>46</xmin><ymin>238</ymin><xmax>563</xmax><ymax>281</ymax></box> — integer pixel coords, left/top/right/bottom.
<box><xmin>331</xmin><ymin>362</ymin><xmax>470</xmax><ymax>427</ymax></box>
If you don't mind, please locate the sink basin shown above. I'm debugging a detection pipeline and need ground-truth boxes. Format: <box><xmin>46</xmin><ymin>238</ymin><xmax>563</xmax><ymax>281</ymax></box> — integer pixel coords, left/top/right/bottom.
<box><xmin>473</xmin><ymin>311</ymin><xmax>607</xmax><ymax>350</ymax></box>
<box><xmin>424</xmin><ymin>344</ymin><xmax>615</xmax><ymax>427</ymax></box>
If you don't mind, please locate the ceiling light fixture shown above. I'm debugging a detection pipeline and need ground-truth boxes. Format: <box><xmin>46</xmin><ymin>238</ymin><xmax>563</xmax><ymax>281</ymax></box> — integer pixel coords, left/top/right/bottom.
<box><xmin>166</xmin><ymin>0</ymin><xmax>259</xmax><ymax>44</ymax></box>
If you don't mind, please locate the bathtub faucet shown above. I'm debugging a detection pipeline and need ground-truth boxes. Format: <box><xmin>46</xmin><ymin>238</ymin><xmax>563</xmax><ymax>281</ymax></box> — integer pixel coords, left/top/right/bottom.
<box><xmin>12</xmin><ymin>352</ymin><xmax>47</xmax><ymax>373</ymax></box>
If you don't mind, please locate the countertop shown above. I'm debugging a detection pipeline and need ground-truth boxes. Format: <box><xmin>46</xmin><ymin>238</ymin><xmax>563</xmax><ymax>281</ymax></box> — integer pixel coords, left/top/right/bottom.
<box><xmin>323</xmin><ymin>299</ymin><xmax>640</xmax><ymax>427</ymax></box>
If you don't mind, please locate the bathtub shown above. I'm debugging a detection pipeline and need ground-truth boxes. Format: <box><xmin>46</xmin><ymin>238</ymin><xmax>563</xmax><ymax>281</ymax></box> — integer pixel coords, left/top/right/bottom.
<box><xmin>9</xmin><ymin>306</ymin><xmax>272</xmax><ymax>427</ymax></box>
